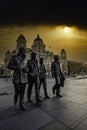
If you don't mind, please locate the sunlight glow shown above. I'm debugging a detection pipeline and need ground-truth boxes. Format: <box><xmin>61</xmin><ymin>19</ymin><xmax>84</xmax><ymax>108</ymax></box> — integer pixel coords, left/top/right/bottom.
<box><xmin>63</xmin><ymin>27</ymin><xmax>71</xmax><ymax>34</ymax></box>
<box><xmin>56</xmin><ymin>26</ymin><xmax>75</xmax><ymax>38</ymax></box>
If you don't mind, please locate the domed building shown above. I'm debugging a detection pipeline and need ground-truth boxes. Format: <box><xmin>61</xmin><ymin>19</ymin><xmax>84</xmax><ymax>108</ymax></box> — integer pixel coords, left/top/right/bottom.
<box><xmin>4</xmin><ymin>34</ymin><xmax>68</xmax><ymax>77</ymax></box>
<box><xmin>31</xmin><ymin>34</ymin><xmax>46</xmax><ymax>58</ymax></box>
<box><xmin>31</xmin><ymin>35</ymin><xmax>54</xmax><ymax>73</ymax></box>
<box><xmin>4</xmin><ymin>34</ymin><xmax>87</xmax><ymax>76</ymax></box>
<box><xmin>16</xmin><ymin>34</ymin><xmax>27</xmax><ymax>49</ymax></box>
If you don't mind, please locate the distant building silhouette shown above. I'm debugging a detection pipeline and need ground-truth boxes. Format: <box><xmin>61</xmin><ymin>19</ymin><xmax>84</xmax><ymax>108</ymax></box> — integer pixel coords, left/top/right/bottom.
<box><xmin>60</xmin><ymin>49</ymin><xmax>68</xmax><ymax>75</ymax></box>
<box><xmin>9</xmin><ymin>34</ymin><xmax>54</xmax><ymax>76</ymax></box>
<box><xmin>67</xmin><ymin>60</ymin><xmax>87</xmax><ymax>76</ymax></box>
<box><xmin>4</xmin><ymin>50</ymin><xmax>12</xmax><ymax>77</ymax></box>
<box><xmin>4</xmin><ymin>50</ymin><xmax>12</xmax><ymax>67</ymax></box>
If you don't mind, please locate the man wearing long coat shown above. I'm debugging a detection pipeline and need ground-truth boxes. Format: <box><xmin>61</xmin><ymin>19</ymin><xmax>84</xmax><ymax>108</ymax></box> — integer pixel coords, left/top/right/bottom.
<box><xmin>7</xmin><ymin>47</ymin><xmax>27</xmax><ymax>110</ymax></box>
<box><xmin>51</xmin><ymin>55</ymin><xmax>65</xmax><ymax>97</ymax></box>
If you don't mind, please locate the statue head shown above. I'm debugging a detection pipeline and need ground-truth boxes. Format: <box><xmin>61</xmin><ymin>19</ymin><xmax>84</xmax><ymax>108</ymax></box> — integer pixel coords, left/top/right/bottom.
<box><xmin>18</xmin><ymin>47</ymin><xmax>26</xmax><ymax>59</ymax></box>
<box><xmin>39</xmin><ymin>57</ymin><xmax>44</xmax><ymax>64</ymax></box>
<box><xmin>31</xmin><ymin>52</ymin><xmax>36</xmax><ymax>60</ymax></box>
<box><xmin>54</xmin><ymin>55</ymin><xmax>59</xmax><ymax>61</ymax></box>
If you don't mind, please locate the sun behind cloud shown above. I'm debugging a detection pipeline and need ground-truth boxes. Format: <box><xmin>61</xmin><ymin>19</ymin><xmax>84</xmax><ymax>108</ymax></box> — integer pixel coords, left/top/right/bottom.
<box><xmin>56</xmin><ymin>26</ymin><xmax>75</xmax><ymax>38</ymax></box>
<box><xmin>63</xmin><ymin>26</ymin><xmax>71</xmax><ymax>33</ymax></box>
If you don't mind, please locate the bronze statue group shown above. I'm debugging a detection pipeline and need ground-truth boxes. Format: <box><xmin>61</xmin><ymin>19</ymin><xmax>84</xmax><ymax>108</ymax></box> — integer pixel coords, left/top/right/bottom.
<box><xmin>7</xmin><ymin>47</ymin><xmax>65</xmax><ymax>111</ymax></box>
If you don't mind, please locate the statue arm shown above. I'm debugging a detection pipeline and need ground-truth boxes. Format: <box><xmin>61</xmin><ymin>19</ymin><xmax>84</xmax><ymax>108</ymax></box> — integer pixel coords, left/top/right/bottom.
<box><xmin>7</xmin><ymin>56</ymin><xmax>20</xmax><ymax>70</ymax></box>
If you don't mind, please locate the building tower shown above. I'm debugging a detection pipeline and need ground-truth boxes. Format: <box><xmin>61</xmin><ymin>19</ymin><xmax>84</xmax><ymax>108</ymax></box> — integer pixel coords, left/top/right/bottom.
<box><xmin>31</xmin><ymin>34</ymin><xmax>46</xmax><ymax>58</ymax></box>
<box><xmin>4</xmin><ymin>50</ymin><xmax>12</xmax><ymax>77</ymax></box>
<box><xmin>60</xmin><ymin>49</ymin><xmax>68</xmax><ymax>75</ymax></box>
<box><xmin>4</xmin><ymin>50</ymin><xmax>12</xmax><ymax>68</ymax></box>
<box><xmin>16</xmin><ymin>34</ymin><xmax>27</xmax><ymax>51</ymax></box>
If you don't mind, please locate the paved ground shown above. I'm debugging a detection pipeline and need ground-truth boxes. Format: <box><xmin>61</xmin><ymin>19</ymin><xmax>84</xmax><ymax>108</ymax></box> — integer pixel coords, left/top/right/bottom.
<box><xmin>0</xmin><ymin>77</ymin><xmax>87</xmax><ymax>130</ymax></box>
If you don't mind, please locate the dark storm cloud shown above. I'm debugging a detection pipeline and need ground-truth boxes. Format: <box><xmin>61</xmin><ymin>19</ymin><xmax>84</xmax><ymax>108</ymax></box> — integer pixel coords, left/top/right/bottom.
<box><xmin>0</xmin><ymin>0</ymin><xmax>87</xmax><ymax>29</ymax></box>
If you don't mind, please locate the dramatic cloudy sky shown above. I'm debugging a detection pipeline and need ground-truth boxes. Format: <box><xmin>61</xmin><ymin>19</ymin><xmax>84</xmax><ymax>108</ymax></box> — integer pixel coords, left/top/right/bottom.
<box><xmin>0</xmin><ymin>0</ymin><xmax>87</xmax><ymax>63</ymax></box>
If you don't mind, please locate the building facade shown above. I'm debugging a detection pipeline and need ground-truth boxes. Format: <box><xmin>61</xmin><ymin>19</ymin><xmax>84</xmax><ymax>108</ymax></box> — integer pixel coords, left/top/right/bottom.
<box><xmin>60</xmin><ymin>49</ymin><xmax>68</xmax><ymax>75</ymax></box>
<box><xmin>4</xmin><ymin>34</ymin><xmax>68</xmax><ymax>77</ymax></box>
<box><xmin>67</xmin><ymin>60</ymin><xmax>87</xmax><ymax>76</ymax></box>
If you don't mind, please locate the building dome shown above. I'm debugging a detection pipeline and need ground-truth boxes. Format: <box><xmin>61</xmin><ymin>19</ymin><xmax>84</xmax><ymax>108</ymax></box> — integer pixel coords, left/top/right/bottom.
<box><xmin>60</xmin><ymin>49</ymin><xmax>66</xmax><ymax>54</ymax></box>
<box><xmin>60</xmin><ymin>49</ymin><xmax>67</xmax><ymax>59</ymax></box>
<box><xmin>34</xmin><ymin>34</ymin><xmax>43</xmax><ymax>42</ymax></box>
<box><xmin>17</xmin><ymin>34</ymin><xmax>27</xmax><ymax>43</ymax></box>
<box><xmin>5</xmin><ymin>50</ymin><xmax>11</xmax><ymax>55</ymax></box>
<box><xmin>16</xmin><ymin>34</ymin><xmax>27</xmax><ymax>49</ymax></box>
<box><xmin>32</xmin><ymin>34</ymin><xmax>45</xmax><ymax>51</ymax></box>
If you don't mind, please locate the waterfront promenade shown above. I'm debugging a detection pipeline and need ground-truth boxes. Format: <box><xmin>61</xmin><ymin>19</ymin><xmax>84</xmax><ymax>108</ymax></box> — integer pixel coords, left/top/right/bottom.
<box><xmin>0</xmin><ymin>77</ymin><xmax>87</xmax><ymax>130</ymax></box>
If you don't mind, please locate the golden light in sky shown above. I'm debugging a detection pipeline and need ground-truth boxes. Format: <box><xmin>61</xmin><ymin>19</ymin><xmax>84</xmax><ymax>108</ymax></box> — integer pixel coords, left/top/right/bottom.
<box><xmin>56</xmin><ymin>26</ymin><xmax>75</xmax><ymax>38</ymax></box>
<box><xmin>63</xmin><ymin>26</ymin><xmax>74</xmax><ymax>38</ymax></box>
<box><xmin>63</xmin><ymin>27</ymin><xmax>71</xmax><ymax>34</ymax></box>
<box><xmin>0</xmin><ymin>25</ymin><xmax>87</xmax><ymax>63</ymax></box>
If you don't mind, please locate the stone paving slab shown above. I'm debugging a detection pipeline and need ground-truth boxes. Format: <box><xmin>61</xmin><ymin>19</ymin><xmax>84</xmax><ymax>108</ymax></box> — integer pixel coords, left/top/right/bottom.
<box><xmin>0</xmin><ymin>102</ymin><xmax>35</xmax><ymax>122</ymax></box>
<box><xmin>74</xmin><ymin>117</ymin><xmax>87</xmax><ymax>130</ymax></box>
<box><xmin>39</xmin><ymin>97</ymin><xmax>69</xmax><ymax>112</ymax></box>
<box><xmin>0</xmin><ymin>116</ymin><xmax>35</xmax><ymax>130</ymax></box>
<box><xmin>39</xmin><ymin>120</ymin><xmax>70</xmax><ymax>130</ymax></box>
<box><xmin>48</xmin><ymin>101</ymin><xmax>87</xmax><ymax>129</ymax></box>
<box><xmin>0</xmin><ymin>95</ymin><xmax>13</xmax><ymax>112</ymax></box>
<box><xmin>61</xmin><ymin>92</ymin><xmax>76</xmax><ymax>98</ymax></box>
<box><xmin>0</xmin><ymin>108</ymin><xmax>54</xmax><ymax>130</ymax></box>
<box><xmin>69</xmin><ymin>114</ymin><xmax>87</xmax><ymax>129</ymax></box>
<box><xmin>64</xmin><ymin>95</ymin><xmax>87</xmax><ymax>104</ymax></box>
